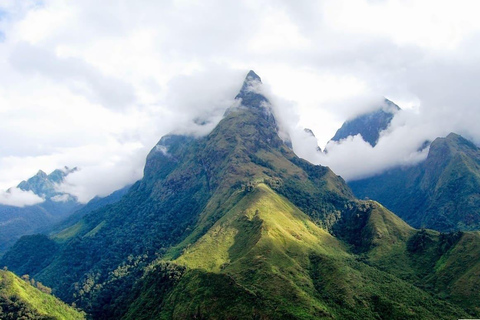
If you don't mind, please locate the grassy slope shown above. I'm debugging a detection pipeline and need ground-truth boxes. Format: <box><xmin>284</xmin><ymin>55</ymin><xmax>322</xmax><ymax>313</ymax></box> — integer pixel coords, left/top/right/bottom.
<box><xmin>0</xmin><ymin>270</ymin><xmax>84</xmax><ymax>319</ymax></box>
<box><xmin>434</xmin><ymin>232</ymin><xmax>480</xmax><ymax>313</ymax></box>
<box><xmin>124</xmin><ymin>184</ymin><xmax>468</xmax><ymax>319</ymax></box>
<box><xmin>348</xmin><ymin>204</ymin><xmax>480</xmax><ymax>317</ymax></box>
<box><xmin>0</xmin><ymin>103</ymin><xmax>355</xmax><ymax>317</ymax></box>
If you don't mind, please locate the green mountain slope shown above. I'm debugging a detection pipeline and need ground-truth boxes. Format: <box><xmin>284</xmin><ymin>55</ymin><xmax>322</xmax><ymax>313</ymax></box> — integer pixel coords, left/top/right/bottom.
<box><xmin>350</xmin><ymin>132</ymin><xmax>480</xmax><ymax>232</ymax></box>
<box><xmin>0</xmin><ymin>269</ymin><xmax>84</xmax><ymax>319</ymax></box>
<box><xmin>1</xmin><ymin>71</ymin><xmax>479</xmax><ymax>319</ymax></box>
<box><xmin>2</xmin><ymin>71</ymin><xmax>354</xmax><ymax>313</ymax></box>
<box><xmin>333</xmin><ymin>197</ymin><xmax>480</xmax><ymax>315</ymax></box>
<box><xmin>121</xmin><ymin>184</ymin><xmax>468</xmax><ymax>319</ymax></box>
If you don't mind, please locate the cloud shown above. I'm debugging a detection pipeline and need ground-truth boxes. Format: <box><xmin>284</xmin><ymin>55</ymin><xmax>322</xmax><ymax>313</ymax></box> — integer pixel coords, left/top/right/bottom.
<box><xmin>57</xmin><ymin>163</ymin><xmax>140</xmax><ymax>204</ymax></box>
<box><xmin>51</xmin><ymin>193</ymin><xmax>71</xmax><ymax>202</ymax></box>
<box><xmin>10</xmin><ymin>42</ymin><xmax>136</xmax><ymax>110</ymax></box>
<box><xmin>163</xmin><ymin>67</ymin><xmax>246</xmax><ymax>137</ymax></box>
<box><xmin>48</xmin><ymin>141</ymin><xmax>147</xmax><ymax>203</ymax></box>
<box><xmin>1</xmin><ymin>0</ymin><xmax>480</xmax><ymax>198</ymax></box>
<box><xmin>320</xmin><ymin>126</ymin><xmax>430</xmax><ymax>181</ymax></box>
<box><xmin>278</xmin><ymin>105</ymin><xmax>463</xmax><ymax>181</ymax></box>
<box><xmin>0</xmin><ymin>187</ymin><xmax>44</xmax><ymax>207</ymax></box>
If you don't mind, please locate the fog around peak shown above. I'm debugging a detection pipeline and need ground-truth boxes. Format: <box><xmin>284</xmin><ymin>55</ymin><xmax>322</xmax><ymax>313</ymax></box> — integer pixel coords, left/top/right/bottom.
<box><xmin>1</xmin><ymin>0</ymin><xmax>480</xmax><ymax>203</ymax></box>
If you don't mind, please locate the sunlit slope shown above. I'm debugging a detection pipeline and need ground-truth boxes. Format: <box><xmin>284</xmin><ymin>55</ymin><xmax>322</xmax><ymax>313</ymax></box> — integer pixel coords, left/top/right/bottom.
<box><xmin>0</xmin><ymin>269</ymin><xmax>84</xmax><ymax>320</ymax></box>
<box><xmin>123</xmin><ymin>184</ymin><xmax>468</xmax><ymax>319</ymax></box>
<box><xmin>360</xmin><ymin>225</ymin><xmax>480</xmax><ymax>316</ymax></box>
<box><xmin>0</xmin><ymin>71</ymin><xmax>355</xmax><ymax>317</ymax></box>
<box><xmin>175</xmin><ymin>183</ymin><xmax>346</xmax><ymax>271</ymax></box>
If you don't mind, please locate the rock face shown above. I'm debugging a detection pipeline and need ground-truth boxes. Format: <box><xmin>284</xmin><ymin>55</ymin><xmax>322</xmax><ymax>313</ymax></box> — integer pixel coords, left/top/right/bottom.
<box><xmin>2</xmin><ymin>72</ymin><xmax>480</xmax><ymax>319</ymax></box>
<box><xmin>350</xmin><ymin>133</ymin><xmax>480</xmax><ymax>232</ymax></box>
<box><xmin>330</xmin><ymin>99</ymin><xmax>400</xmax><ymax>147</ymax></box>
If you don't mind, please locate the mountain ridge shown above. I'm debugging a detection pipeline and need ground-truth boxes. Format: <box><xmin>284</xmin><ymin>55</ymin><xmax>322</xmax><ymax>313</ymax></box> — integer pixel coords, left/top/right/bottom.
<box><xmin>350</xmin><ymin>132</ymin><xmax>480</xmax><ymax>232</ymax></box>
<box><xmin>1</xmin><ymin>71</ymin><xmax>480</xmax><ymax>319</ymax></box>
<box><xmin>17</xmin><ymin>166</ymin><xmax>78</xmax><ymax>200</ymax></box>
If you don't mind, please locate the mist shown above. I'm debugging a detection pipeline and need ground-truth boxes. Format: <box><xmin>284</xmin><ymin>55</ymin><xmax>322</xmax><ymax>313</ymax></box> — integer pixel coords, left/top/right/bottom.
<box><xmin>0</xmin><ymin>188</ymin><xmax>45</xmax><ymax>207</ymax></box>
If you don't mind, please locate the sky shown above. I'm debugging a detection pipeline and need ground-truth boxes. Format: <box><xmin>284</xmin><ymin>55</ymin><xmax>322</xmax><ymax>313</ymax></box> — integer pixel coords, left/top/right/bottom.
<box><xmin>1</xmin><ymin>0</ymin><xmax>480</xmax><ymax>206</ymax></box>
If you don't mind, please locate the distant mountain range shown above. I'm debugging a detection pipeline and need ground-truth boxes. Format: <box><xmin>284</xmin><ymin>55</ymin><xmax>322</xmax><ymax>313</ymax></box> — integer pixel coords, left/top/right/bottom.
<box><xmin>17</xmin><ymin>167</ymin><xmax>78</xmax><ymax>201</ymax></box>
<box><xmin>350</xmin><ymin>132</ymin><xmax>480</xmax><ymax>232</ymax></box>
<box><xmin>0</xmin><ymin>168</ymin><xmax>131</xmax><ymax>255</ymax></box>
<box><xmin>0</xmin><ymin>167</ymin><xmax>82</xmax><ymax>255</ymax></box>
<box><xmin>327</xmin><ymin>99</ymin><xmax>480</xmax><ymax>232</ymax></box>
<box><xmin>2</xmin><ymin>71</ymin><xmax>480</xmax><ymax>319</ymax></box>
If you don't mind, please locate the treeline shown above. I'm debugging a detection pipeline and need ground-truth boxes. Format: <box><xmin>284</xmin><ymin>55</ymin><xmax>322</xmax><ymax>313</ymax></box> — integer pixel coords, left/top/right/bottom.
<box><xmin>21</xmin><ymin>274</ymin><xmax>52</xmax><ymax>295</ymax></box>
<box><xmin>0</xmin><ymin>294</ymin><xmax>56</xmax><ymax>320</ymax></box>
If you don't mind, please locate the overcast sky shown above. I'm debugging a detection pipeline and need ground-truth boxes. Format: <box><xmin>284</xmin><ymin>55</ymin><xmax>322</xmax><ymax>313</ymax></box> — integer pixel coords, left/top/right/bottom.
<box><xmin>1</xmin><ymin>0</ymin><xmax>480</xmax><ymax>205</ymax></box>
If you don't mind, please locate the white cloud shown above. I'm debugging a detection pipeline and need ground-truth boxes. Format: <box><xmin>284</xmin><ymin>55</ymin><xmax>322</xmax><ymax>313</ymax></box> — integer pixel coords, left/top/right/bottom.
<box><xmin>280</xmin><ymin>105</ymin><xmax>464</xmax><ymax>181</ymax></box>
<box><xmin>320</xmin><ymin>129</ymin><xmax>430</xmax><ymax>181</ymax></box>
<box><xmin>322</xmin><ymin>0</ymin><xmax>480</xmax><ymax>50</ymax></box>
<box><xmin>0</xmin><ymin>187</ymin><xmax>44</xmax><ymax>207</ymax></box>
<box><xmin>51</xmin><ymin>193</ymin><xmax>71</xmax><ymax>202</ymax></box>
<box><xmin>0</xmin><ymin>0</ymin><xmax>480</xmax><ymax>197</ymax></box>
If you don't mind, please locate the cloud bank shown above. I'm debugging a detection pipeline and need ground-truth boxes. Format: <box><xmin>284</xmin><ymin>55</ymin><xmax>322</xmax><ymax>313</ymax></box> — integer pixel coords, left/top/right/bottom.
<box><xmin>0</xmin><ymin>188</ymin><xmax>44</xmax><ymax>207</ymax></box>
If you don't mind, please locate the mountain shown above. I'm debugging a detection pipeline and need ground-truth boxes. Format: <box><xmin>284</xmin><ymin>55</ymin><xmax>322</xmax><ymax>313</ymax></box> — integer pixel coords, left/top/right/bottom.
<box><xmin>350</xmin><ymin>132</ymin><xmax>480</xmax><ymax>232</ymax></box>
<box><xmin>17</xmin><ymin>167</ymin><xmax>78</xmax><ymax>201</ymax></box>
<box><xmin>0</xmin><ymin>269</ymin><xmax>84</xmax><ymax>319</ymax></box>
<box><xmin>2</xmin><ymin>71</ymin><xmax>480</xmax><ymax>319</ymax></box>
<box><xmin>329</xmin><ymin>98</ymin><xmax>400</xmax><ymax>147</ymax></box>
<box><xmin>0</xmin><ymin>167</ymin><xmax>83</xmax><ymax>255</ymax></box>
<box><xmin>48</xmin><ymin>184</ymin><xmax>131</xmax><ymax>235</ymax></box>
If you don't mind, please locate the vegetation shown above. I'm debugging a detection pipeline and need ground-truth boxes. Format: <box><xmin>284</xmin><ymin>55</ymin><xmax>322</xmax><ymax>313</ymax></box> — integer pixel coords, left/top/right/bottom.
<box><xmin>0</xmin><ymin>269</ymin><xmax>84</xmax><ymax>319</ymax></box>
<box><xmin>350</xmin><ymin>132</ymin><xmax>480</xmax><ymax>232</ymax></box>
<box><xmin>121</xmin><ymin>184</ymin><xmax>469</xmax><ymax>319</ymax></box>
<box><xmin>1</xmin><ymin>71</ymin><xmax>479</xmax><ymax>319</ymax></box>
<box><xmin>1</xmin><ymin>235</ymin><xmax>58</xmax><ymax>277</ymax></box>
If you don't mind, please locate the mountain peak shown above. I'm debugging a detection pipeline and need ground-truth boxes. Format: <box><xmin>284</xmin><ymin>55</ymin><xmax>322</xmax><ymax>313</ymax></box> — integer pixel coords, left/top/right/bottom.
<box><xmin>446</xmin><ymin>132</ymin><xmax>461</xmax><ymax>141</ymax></box>
<box><xmin>304</xmin><ymin>128</ymin><xmax>316</xmax><ymax>138</ymax></box>
<box><xmin>428</xmin><ymin>132</ymin><xmax>478</xmax><ymax>161</ymax></box>
<box><xmin>238</xmin><ymin>70</ymin><xmax>262</xmax><ymax>94</ymax></box>
<box><xmin>235</xmin><ymin>70</ymin><xmax>268</xmax><ymax>109</ymax></box>
<box><xmin>17</xmin><ymin>167</ymin><xmax>78</xmax><ymax>201</ymax></box>
<box><xmin>245</xmin><ymin>70</ymin><xmax>261</xmax><ymax>82</ymax></box>
<box><xmin>48</xmin><ymin>167</ymin><xmax>77</xmax><ymax>184</ymax></box>
<box><xmin>432</xmin><ymin>132</ymin><xmax>476</xmax><ymax>149</ymax></box>
<box><xmin>36</xmin><ymin>170</ymin><xmax>47</xmax><ymax>178</ymax></box>
<box><xmin>329</xmin><ymin>98</ymin><xmax>401</xmax><ymax>147</ymax></box>
<box><xmin>351</xmin><ymin>132</ymin><xmax>480</xmax><ymax>233</ymax></box>
<box><xmin>383</xmin><ymin>98</ymin><xmax>401</xmax><ymax>112</ymax></box>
